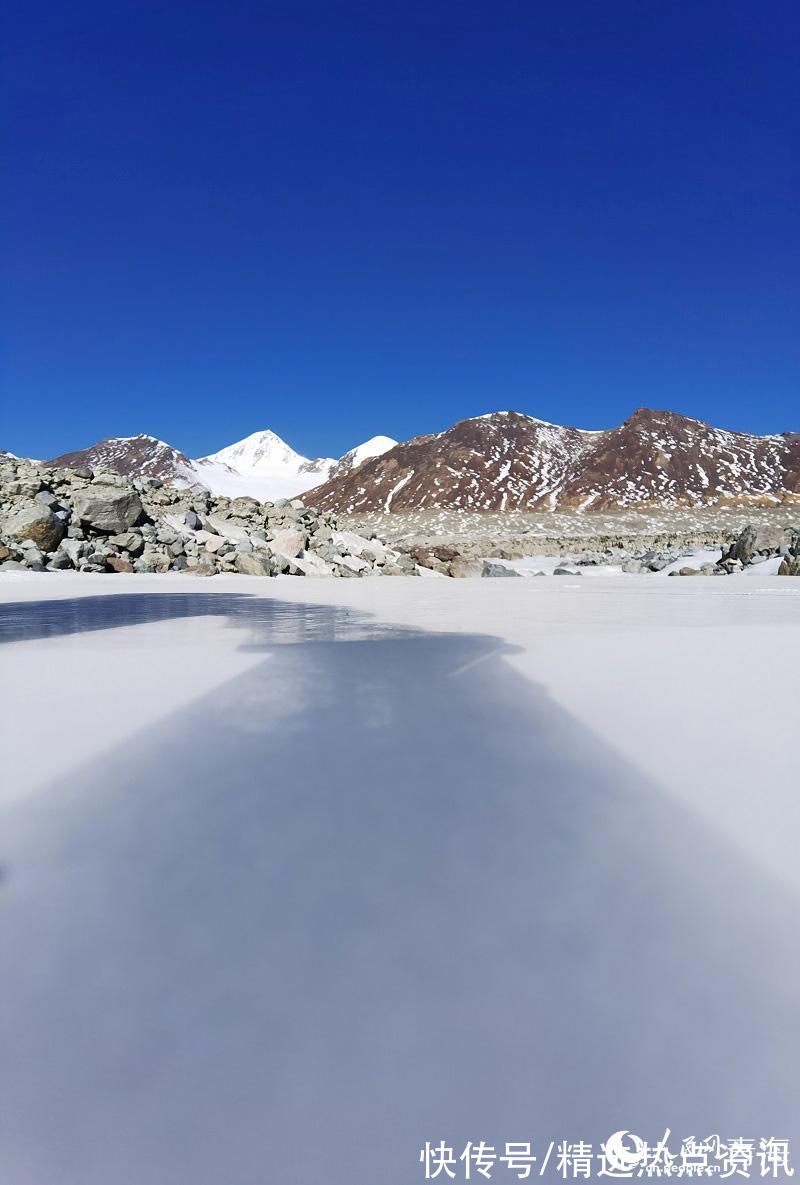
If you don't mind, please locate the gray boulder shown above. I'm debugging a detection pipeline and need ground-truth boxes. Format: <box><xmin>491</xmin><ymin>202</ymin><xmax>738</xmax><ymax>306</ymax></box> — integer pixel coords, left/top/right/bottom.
<box><xmin>47</xmin><ymin>549</ymin><xmax>75</xmax><ymax>570</ymax></box>
<box><xmin>204</xmin><ymin>515</ymin><xmax>251</xmax><ymax>544</ymax></box>
<box><xmin>132</xmin><ymin>550</ymin><xmax>170</xmax><ymax>573</ymax></box>
<box><xmin>72</xmin><ymin>488</ymin><xmax>144</xmax><ymax>533</ymax></box>
<box><xmin>481</xmin><ymin>560</ymin><xmax>521</xmax><ymax>577</ymax></box>
<box><xmin>234</xmin><ymin>552</ymin><xmax>274</xmax><ymax>576</ymax></box>
<box><xmin>722</xmin><ymin>523</ymin><xmax>796</xmax><ymax>566</ymax></box>
<box><xmin>449</xmin><ymin>556</ymin><xmax>484</xmax><ymax>578</ymax></box>
<box><xmin>268</xmin><ymin>527</ymin><xmax>308</xmax><ymax>558</ymax></box>
<box><xmin>109</xmin><ymin>531</ymin><xmax>145</xmax><ymax>556</ymax></box>
<box><xmin>59</xmin><ymin>538</ymin><xmax>88</xmax><ymax>565</ymax></box>
<box><xmin>35</xmin><ymin>490</ymin><xmax>60</xmax><ymax>509</ymax></box>
<box><xmin>3</xmin><ymin>503</ymin><xmax>65</xmax><ymax>551</ymax></box>
<box><xmin>337</xmin><ymin>554</ymin><xmax>369</xmax><ymax>576</ymax></box>
<box><xmin>197</xmin><ymin>531</ymin><xmax>225</xmax><ymax>554</ymax></box>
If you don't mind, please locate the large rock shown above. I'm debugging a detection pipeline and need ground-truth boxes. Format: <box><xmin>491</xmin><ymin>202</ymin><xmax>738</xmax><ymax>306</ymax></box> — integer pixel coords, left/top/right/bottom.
<box><xmin>751</xmin><ymin>525</ymin><xmax>795</xmax><ymax>554</ymax></box>
<box><xmin>133</xmin><ymin>550</ymin><xmax>171</xmax><ymax>573</ymax></box>
<box><xmin>290</xmin><ymin>552</ymin><xmax>335</xmax><ymax>577</ymax></box>
<box><xmin>394</xmin><ymin>553</ymin><xmax>417</xmax><ymax>574</ymax></box>
<box><xmin>47</xmin><ymin>549</ymin><xmax>74</xmax><ymax>570</ymax></box>
<box><xmin>107</xmin><ymin>555</ymin><xmax>134</xmax><ymax>573</ymax></box>
<box><xmin>59</xmin><ymin>538</ymin><xmax>88</xmax><ymax>565</ymax></box>
<box><xmin>268</xmin><ymin>527</ymin><xmax>307</xmax><ymax>558</ymax></box>
<box><xmin>3</xmin><ymin>503</ymin><xmax>65</xmax><ymax>551</ymax></box>
<box><xmin>331</xmin><ymin>529</ymin><xmax>377</xmax><ymax>559</ymax></box>
<box><xmin>72</xmin><ymin>488</ymin><xmax>144</xmax><ymax>533</ymax></box>
<box><xmin>778</xmin><ymin>556</ymin><xmax>800</xmax><ymax>576</ymax></box>
<box><xmin>205</xmin><ymin>515</ymin><xmax>251</xmax><ymax>544</ymax></box>
<box><xmin>481</xmin><ymin>560</ymin><xmax>521</xmax><ymax>577</ymax></box>
<box><xmin>109</xmin><ymin>531</ymin><xmax>145</xmax><ymax>556</ymax></box>
<box><xmin>337</xmin><ymin>554</ymin><xmax>369</xmax><ymax>576</ymax></box>
<box><xmin>234</xmin><ymin>552</ymin><xmax>274</xmax><ymax>576</ymax></box>
<box><xmin>725</xmin><ymin>524</ymin><xmax>758</xmax><ymax>564</ymax></box>
<box><xmin>196</xmin><ymin>531</ymin><xmax>226</xmax><ymax>553</ymax></box>
<box><xmin>723</xmin><ymin>523</ymin><xmax>796</xmax><ymax>565</ymax></box>
<box><xmin>449</xmin><ymin>556</ymin><xmax>484</xmax><ymax>578</ymax></box>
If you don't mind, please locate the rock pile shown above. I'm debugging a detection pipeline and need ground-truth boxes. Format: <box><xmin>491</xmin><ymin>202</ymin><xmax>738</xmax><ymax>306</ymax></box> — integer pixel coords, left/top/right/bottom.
<box><xmin>0</xmin><ymin>456</ymin><xmax>420</xmax><ymax>577</ymax></box>
<box><xmin>407</xmin><ymin>523</ymin><xmax>800</xmax><ymax>577</ymax></box>
<box><xmin>720</xmin><ymin>523</ymin><xmax>800</xmax><ymax>576</ymax></box>
<box><xmin>669</xmin><ymin>524</ymin><xmax>800</xmax><ymax>577</ymax></box>
<box><xmin>564</xmin><ymin>523</ymin><xmax>799</xmax><ymax>576</ymax></box>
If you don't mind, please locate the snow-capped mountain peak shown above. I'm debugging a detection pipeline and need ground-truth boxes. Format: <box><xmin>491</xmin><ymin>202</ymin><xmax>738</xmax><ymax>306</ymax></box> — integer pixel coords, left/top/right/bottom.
<box><xmin>200</xmin><ymin>430</ymin><xmax>331</xmax><ymax>476</ymax></box>
<box><xmin>345</xmin><ymin>435</ymin><xmax>398</xmax><ymax>465</ymax></box>
<box><xmin>326</xmin><ymin>435</ymin><xmax>398</xmax><ymax>481</ymax></box>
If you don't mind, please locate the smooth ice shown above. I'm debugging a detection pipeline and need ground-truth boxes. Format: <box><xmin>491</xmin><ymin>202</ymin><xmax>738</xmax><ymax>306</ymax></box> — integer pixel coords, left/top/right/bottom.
<box><xmin>0</xmin><ymin>581</ymin><xmax>798</xmax><ymax>1185</ymax></box>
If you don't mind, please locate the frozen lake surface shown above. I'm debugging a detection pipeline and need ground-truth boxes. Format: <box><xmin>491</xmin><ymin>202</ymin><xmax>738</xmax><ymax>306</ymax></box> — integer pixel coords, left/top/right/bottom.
<box><xmin>1</xmin><ymin>576</ymin><xmax>798</xmax><ymax>1184</ymax></box>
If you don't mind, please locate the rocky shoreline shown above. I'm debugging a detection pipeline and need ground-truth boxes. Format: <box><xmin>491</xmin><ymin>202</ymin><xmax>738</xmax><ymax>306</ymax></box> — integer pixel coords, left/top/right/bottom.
<box><xmin>406</xmin><ymin>522</ymin><xmax>800</xmax><ymax>577</ymax></box>
<box><xmin>0</xmin><ymin>456</ymin><xmax>419</xmax><ymax>577</ymax></box>
<box><xmin>1</xmin><ymin>456</ymin><xmax>798</xmax><ymax>578</ymax></box>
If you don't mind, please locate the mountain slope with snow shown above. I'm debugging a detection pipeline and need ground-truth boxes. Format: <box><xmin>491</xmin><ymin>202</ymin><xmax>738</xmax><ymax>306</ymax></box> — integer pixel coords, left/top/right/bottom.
<box><xmin>304</xmin><ymin>410</ymin><xmax>800</xmax><ymax>513</ymax></box>
<box><xmin>556</xmin><ymin>408</ymin><xmax>800</xmax><ymax>510</ymax></box>
<box><xmin>47</xmin><ymin>429</ymin><xmax>397</xmax><ymax>501</ymax></box>
<box><xmin>304</xmin><ymin>412</ymin><xmax>599</xmax><ymax>513</ymax></box>
<box><xmin>40</xmin><ymin>411</ymin><xmax>800</xmax><ymax>512</ymax></box>
<box><xmin>49</xmin><ymin>435</ymin><xmax>198</xmax><ymax>485</ymax></box>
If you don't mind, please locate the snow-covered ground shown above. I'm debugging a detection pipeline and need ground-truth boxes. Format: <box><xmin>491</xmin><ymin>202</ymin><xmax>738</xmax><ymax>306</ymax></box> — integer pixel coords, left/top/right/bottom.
<box><xmin>1</xmin><ymin>573</ymin><xmax>798</xmax><ymax>1184</ymax></box>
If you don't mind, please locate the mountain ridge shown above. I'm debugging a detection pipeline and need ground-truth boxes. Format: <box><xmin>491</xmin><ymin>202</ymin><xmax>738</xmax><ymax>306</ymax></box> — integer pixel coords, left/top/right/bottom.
<box><xmin>304</xmin><ymin>409</ymin><xmax>800</xmax><ymax>513</ymax></box>
<box><xmin>47</xmin><ymin>430</ymin><xmax>398</xmax><ymax>502</ymax></box>
<box><xmin>39</xmin><ymin>410</ymin><xmax>800</xmax><ymax>511</ymax></box>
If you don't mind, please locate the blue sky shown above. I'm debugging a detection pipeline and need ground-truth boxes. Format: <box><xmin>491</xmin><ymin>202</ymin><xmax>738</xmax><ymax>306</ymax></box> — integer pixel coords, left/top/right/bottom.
<box><xmin>3</xmin><ymin>0</ymin><xmax>798</xmax><ymax>460</ymax></box>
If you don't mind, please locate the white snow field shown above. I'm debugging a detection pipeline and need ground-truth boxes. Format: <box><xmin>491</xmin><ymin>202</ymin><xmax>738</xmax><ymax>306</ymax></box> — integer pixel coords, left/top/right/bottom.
<box><xmin>0</xmin><ymin>572</ymin><xmax>799</xmax><ymax>1185</ymax></box>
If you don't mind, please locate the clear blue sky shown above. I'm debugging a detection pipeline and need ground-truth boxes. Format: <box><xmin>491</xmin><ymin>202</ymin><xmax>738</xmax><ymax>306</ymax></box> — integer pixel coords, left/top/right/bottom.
<box><xmin>3</xmin><ymin>0</ymin><xmax>798</xmax><ymax>461</ymax></box>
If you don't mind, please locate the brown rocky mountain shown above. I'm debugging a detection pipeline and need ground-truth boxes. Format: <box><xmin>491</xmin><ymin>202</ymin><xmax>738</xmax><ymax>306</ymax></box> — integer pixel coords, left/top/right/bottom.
<box><xmin>49</xmin><ymin>435</ymin><xmax>196</xmax><ymax>484</ymax></box>
<box><xmin>557</xmin><ymin>409</ymin><xmax>800</xmax><ymax>510</ymax></box>
<box><xmin>304</xmin><ymin>409</ymin><xmax>800</xmax><ymax>514</ymax></box>
<box><xmin>301</xmin><ymin>413</ymin><xmax>596</xmax><ymax>514</ymax></box>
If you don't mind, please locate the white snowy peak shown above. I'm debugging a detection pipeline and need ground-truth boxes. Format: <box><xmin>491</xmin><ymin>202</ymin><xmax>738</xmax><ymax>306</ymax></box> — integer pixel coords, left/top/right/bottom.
<box><xmin>343</xmin><ymin>435</ymin><xmax>398</xmax><ymax>466</ymax></box>
<box><xmin>200</xmin><ymin>430</ymin><xmax>333</xmax><ymax>477</ymax></box>
<box><xmin>326</xmin><ymin>435</ymin><xmax>398</xmax><ymax>481</ymax></box>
